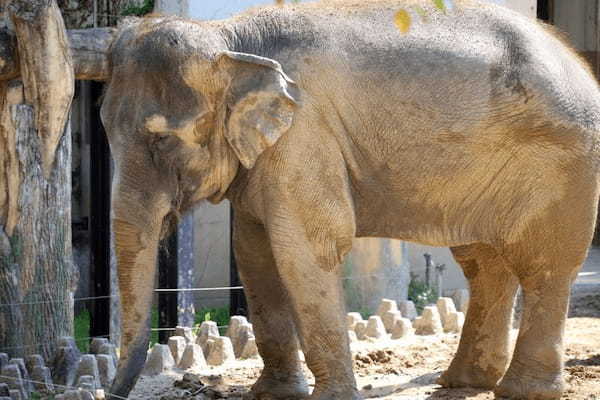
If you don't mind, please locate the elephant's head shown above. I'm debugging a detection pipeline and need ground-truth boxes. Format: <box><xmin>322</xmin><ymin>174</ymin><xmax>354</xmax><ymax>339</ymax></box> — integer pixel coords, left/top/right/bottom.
<box><xmin>96</xmin><ymin>17</ymin><xmax>299</xmax><ymax>397</ymax></box>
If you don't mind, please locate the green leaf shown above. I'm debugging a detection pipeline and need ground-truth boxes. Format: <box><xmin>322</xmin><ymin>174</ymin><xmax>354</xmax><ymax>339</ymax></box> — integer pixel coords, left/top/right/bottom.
<box><xmin>432</xmin><ymin>0</ymin><xmax>447</xmax><ymax>13</ymax></box>
<box><xmin>413</xmin><ymin>5</ymin><xmax>428</xmax><ymax>22</ymax></box>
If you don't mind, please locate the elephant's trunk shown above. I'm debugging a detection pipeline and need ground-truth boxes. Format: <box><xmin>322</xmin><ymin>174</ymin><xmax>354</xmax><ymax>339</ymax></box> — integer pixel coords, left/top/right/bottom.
<box><xmin>108</xmin><ymin>182</ymin><xmax>170</xmax><ymax>399</ymax></box>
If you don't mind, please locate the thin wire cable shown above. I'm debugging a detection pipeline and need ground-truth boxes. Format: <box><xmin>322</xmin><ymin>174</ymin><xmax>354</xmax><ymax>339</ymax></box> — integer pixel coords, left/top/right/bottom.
<box><xmin>0</xmin><ymin>374</ymin><xmax>129</xmax><ymax>400</ymax></box>
<box><xmin>0</xmin><ymin>334</ymin><xmax>110</xmax><ymax>351</ymax></box>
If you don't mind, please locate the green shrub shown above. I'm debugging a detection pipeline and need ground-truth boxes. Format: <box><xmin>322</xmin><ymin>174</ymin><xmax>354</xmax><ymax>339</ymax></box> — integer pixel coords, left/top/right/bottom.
<box><xmin>408</xmin><ymin>274</ymin><xmax>437</xmax><ymax>313</ymax></box>
<box><xmin>121</xmin><ymin>0</ymin><xmax>155</xmax><ymax>16</ymax></box>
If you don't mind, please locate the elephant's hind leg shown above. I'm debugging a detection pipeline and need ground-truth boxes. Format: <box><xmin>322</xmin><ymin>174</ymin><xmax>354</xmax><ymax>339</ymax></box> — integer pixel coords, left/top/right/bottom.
<box><xmin>438</xmin><ymin>243</ymin><xmax>519</xmax><ymax>390</ymax></box>
<box><xmin>233</xmin><ymin>214</ymin><xmax>309</xmax><ymax>400</ymax></box>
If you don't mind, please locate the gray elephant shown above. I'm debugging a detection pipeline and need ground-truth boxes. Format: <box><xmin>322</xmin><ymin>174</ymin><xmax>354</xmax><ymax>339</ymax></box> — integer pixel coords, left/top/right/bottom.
<box><xmin>94</xmin><ymin>1</ymin><xmax>600</xmax><ymax>399</ymax></box>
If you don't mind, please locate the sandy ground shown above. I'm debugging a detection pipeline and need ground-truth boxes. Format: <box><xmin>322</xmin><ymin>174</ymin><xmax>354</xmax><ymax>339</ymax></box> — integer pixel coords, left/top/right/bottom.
<box><xmin>130</xmin><ymin>252</ymin><xmax>600</xmax><ymax>400</ymax></box>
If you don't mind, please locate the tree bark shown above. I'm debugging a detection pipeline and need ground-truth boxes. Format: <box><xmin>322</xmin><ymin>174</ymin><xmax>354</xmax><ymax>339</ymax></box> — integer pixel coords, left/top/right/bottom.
<box><xmin>0</xmin><ymin>81</ymin><xmax>75</xmax><ymax>361</ymax></box>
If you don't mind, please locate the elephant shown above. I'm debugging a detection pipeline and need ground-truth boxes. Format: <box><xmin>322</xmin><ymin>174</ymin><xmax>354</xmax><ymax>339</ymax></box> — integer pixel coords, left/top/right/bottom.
<box><xmin>94</xmin><ymin>1</ymin><xmax>600</xmax><ymax>399</ymax></box>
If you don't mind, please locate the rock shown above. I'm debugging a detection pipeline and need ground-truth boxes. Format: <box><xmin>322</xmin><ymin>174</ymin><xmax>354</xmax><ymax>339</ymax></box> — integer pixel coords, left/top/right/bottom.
<box><xmin>206</xmin><ymin>337</ymin><xmax>235</xmax><ymax>366</ymax></box>
<box><xmin>445</xmin><ymin>311</ymin><xmax>465</xmax><ymax>333</ymax></box>
<box><xmin>376</xmin><ymin>299</ymin><xmax>398</xmax><ymax>317</ymax></box>
<box><xmin>31</xmin><ymin>366</ymin><xmax>54</xmax><ymax>393</ymax></box>
<box><xmin>175</xmin><ymin>326</ymin><xmax>195</xmax><ymax>343</ymax></box>
<box><xmin>399</xmin><ymin>301</ymin><xmax>418</xmax><ymax>321</ymax></box>
<box><xmin>52</xmin><ymin>346</ymin><xmax>80</xmax><ymax>386</ymax></box>
<box><xmin>414</xmin><ymin>306</ymin><xmax>443</xmax><ymax>335</ymax></box>
<box><xmin>381</xmin><ymin>310</ymin><xmax>402</xmax><ymax>333</ymax></box>
<box><xmin>8</xmin><ymin>390</ymin><xmax>21</xmax><ymax>400</ymax></box>
<box><xmin>450</xmin><ymin>289</ymin><xmax>470</xmax><ymax>313</ymax></box>
<box><xmin>226</xmin><ymin>316</ymin><xmax>248</xmax><ymax>339</ymax></box>
<box><xmin>63</xmin><ymin>389</ymin><xmax>88</xmax><ymax>400</ymax></box>
<box><xmin>0</xmin><ymin>383</ymin><xmax>9</xmax><ymax>396</ymax></box>
<box><xmin>240</xmin><ymin>336</ymin><xmax>259</xmax><ymax>359</ymax></box>
<box><xmin>24</xmin><ymin>355</ymin><xmax>44</xmax><ymax>375</ymax></box>
<box><xmin>168</xmin><ymin>336</ymin><xmax>186</xmax><ymax>364</ymax></box>
<box><xmin>58</xmin><ymin>337</ymin><xmax>81</xmax><ymax>355</ymax></box>
<box><xmin>436</xmin><ymin>297</ymin><xmax>457</xmax><ymax>329</ymax></box>
<box><xmin>348</xmin><ymin>330</ymin><xmax>358</xmax><ymax>343</ymax></box>
<box><xmin>77</xmin><ymin>374</ymin><xmax>97</xmax><ymax>392</ymax></box>
<box><xmin>98</xmin><ymin>343</ymin><xmax>118</xmax><ymax>368</ymax></box>
<box><xmin>74</xmin><ymin>355</ymin><xmax>101</xmax><ymax>390</ymax></box>
<box><xmin>354</xmin><ymin>320</ymin><xmax>368</xmax><ymax>340</ymax></box>
<box><xmin>231</xmin><ymin>323</ymin><xmax>254</xmax><ymax>358</ymax></box>
<box><xmin>178</xmin><ymin>343</ymin><xmax>207</xmax><ymax>370</ymax></box>
<box><xmin>89</xmin><ymin>338</ymin><xmax>109</xmax><ymax>355</ymax></box>
<box><xmin>0</xmin><ymin>364</ymin><xmax>26</xmax><ymax>400</ymax></box>
<box><xmin>96</xmin><ymin>355</ymin><xmax>116</xmax><ymax>389</ymax></box>
<box><xmin>142</xmin><ymin>344</ymin><xmax>174</xmax><ymax>376</ymax></box>
<box><xmin>346</xmin><ymin>312</ymin><xmax>363</xmax><ymax>330</ymax></box>
<box><xmin>366</xmin><ymin>316</ymin><xmax>386</xmax><ymax>339</ymax></box>
<box><xmin>196</xmin><ymin>321</ymin><xmax>219</xmax><ymax>356</ymax></box>
<box><xmin>391</xmin><ymin>318</ymin><xmax>413</xmax><ymax>339</ymax></box>
<box><xmin>8</xmin><ymin>359</ymin><xmax>30</xmax><ymax>394</ymax></box>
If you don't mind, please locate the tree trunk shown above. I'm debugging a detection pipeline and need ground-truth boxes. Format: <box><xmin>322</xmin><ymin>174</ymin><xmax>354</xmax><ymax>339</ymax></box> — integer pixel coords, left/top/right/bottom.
<box><xmin>0</xmin><ymin>81</ymin><xmax>75</xmax><ymax>361</ymax></box>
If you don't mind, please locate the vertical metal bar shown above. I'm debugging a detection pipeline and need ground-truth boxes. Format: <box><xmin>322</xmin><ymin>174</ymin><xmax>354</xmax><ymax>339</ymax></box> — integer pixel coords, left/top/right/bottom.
<box><xmin>158</xmin><ymin>232</ymin><xmax>178</xmax><ymax>343</ymax></box>
<box><xmin>229</xmin><ymin>206</ymin><xmax>247</xmax><ymax>317</ymax></box>
<box><xmin>89</xmin><ymin>81</ymin><xmax>111</xmax><ymax>340</ymax></box>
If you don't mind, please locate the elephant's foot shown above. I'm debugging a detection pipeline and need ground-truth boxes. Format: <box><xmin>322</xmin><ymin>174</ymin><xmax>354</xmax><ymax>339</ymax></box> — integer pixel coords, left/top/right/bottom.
<box><xmin>494</xmin><ymin>368</ymin><xmax>564</xmax><ymax>400</ymax></box>
<box><xmin>437</xmin><ymin>358</ymin><xmax>505</xmax><ymax>390</ymax></box>
<box><xmin>245</xmin><ymin>369</ymin><xmax>310</xmax><ymax>400</ymax></box>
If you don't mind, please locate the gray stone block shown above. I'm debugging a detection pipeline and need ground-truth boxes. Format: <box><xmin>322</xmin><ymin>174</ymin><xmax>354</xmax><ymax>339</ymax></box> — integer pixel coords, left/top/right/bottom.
<box><xmin>346</xmin><ymin>312</ymin><xmax>362</xmax><ymax>331</ymax></box>
<box><xmin>436</xmin><ymin>297</ymin><xmax>457</xmax><ymax>330</ymax></box>
<box><xmin>0</xmin><ymin>354</ymin><xmax>8</xmax><ymax>372</ymax></box>
<box><xmin>0</xmin><ymin>383</ymin><xmax>9</xmax><ymax>396</ymax></box>
<box><xmin>348</xmin><ymin>330</ymin><xmax>358</xmax><ymax>344</ymax></box>
<box><xmin>31</xmin><ymin>366</ymin><xmax>54</xmax><ymax>393</ymax></box>
<box><xmin>52</xmin><ymin>346</ymin><xmax>79</xmax><ymax>386</ymax></box>
<box><xmin>399</xmin><ymin>301</ymin><xmax>418</xmax><ymax>321</ymax></box>
<box><xmin>414</xmin><ymin>306</ymin><xmax>443</xmax><ymax>335</ymax></box>
<box><xmin>77</xmin><ymin>374</ymin><xmax>97</xmax><ymax>392</ymax></box>
<box><xmin>23</xmin><ymin>356</ymin><xmax>43</xmax><ymax>376</ymax></box>
<box><xmin>8</xmin><ymin>359</ymin><xmax>30</xmax><ymax>395</ymax></box>
<box><xmin>96</xmin><ymin>355</ymin><xmax>116</xmax><ymax>389</ymax></box>
<box><xmin>142</xmin><ymin>344</ymin><xmax>174</xmax><ymax>376</ymax></box>
<box><xmin>178</xmin><ymin>343</ymin><xmax>206</xmax><ymax>370</ymax></box>
<box><xmin>206</xmin><ymin>337</ymin><xmax>235</xmax><ymax>366</ymax></box>
<box><xmin>175</xmin><ymin>326</ymin><xmax>195</xmax><ymax>343</ymax></box>
<box><xmin>381</xmin><ymin>310</ymin><xmax>401</xmax><ymax>333</ymax></box>
<box><xmin>354</xmin><ymin>320</ymin><xmax>368</xmax><ymax>340</ymax></box>
<box><xmin>168</xmin><ymin>336</ymin><xmax>186</xmax><ymax>365</ymax></box>
<box><xmin>8</xmin><ymin>390</ymin><xmax>21</xmax><ymax>400</ymax></box>
<box><xmin>0</xmin><ymin>364</ymin><xmax>26</xmax><ymax>400</ymax></box>
<box><xmin>240</xmin><ymin>336</ymin><xmax>259</xmax><ymax>359</ymax></box>
<box><xmin>391</xmin><ymin>317</ymin><xmax>414</xmax><ymax>339</ymax></box>
<box><xmin>450</xmin><ymin>289</ymin><xmax>470</xmax><ymax>313</ymax></box>
<box><xmin>74</xmin><ymin>355</ymin><xmax>100</xmax><ymax>390</ymax></box>
<box><xmin>97</xmin><ymin>343</ymin><xmax>118</xmax><ymax>368</ymax></box>
<box><xmin>231</xmin><ymin>323</ymin><xmax>254</xmax><ymax>358</ymax></box>
<box><xmin>376</xmin><ymin>299</ymin><xmax>398</xmax><ymax>317</ymax></box>
<box><xmin>196</xmin><ymin>321</ymin><xmax>219</xmax><ymax>356</ymax></box>
<box><xmin>366</xmin><ymin>316</ymin><xmax>386</xmax><ymax>339</ymax></box>
<box><xmin>445</xmin><ymin>311</ymin><xmax>465</xmax><ymax>333</ymax></box>
<box><xmin>89</xmin><ymin>338</ymin><xmax>109</xmax><ymax>355</ymax></box>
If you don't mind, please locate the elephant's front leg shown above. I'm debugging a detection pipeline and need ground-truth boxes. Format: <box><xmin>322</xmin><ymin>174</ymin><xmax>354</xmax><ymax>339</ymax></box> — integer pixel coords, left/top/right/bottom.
<box><xmin>266</xmin><ymin>211</ymin><xmax>360</xmax><ymax>399</ymax></box>
<box><xmin>233</xmin><ymin>213</ymin><xmax>309</xmax><ymax>400</ymax></box>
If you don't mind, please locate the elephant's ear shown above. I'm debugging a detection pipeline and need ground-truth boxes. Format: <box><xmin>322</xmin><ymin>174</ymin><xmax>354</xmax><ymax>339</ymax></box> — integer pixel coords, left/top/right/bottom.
<box><xmin>218</xmin><ymin>51</ymin><xmax>299</xmax><ymax>169</ymax></box>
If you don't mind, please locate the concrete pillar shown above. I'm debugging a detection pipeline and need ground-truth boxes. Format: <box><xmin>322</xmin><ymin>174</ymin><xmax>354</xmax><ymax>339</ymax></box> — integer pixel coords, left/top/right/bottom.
<box><xmin>154</xmin><ymin>0</ymin><xmax>189</xmax><ymax>17</ymax></box>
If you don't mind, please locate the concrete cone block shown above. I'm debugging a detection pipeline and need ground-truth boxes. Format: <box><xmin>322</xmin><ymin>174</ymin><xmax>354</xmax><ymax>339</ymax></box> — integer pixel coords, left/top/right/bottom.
<box><xmin>382</xmin><ymin>310</ymin><xmax>402</xmax><ymax>333</ymax></box>
<box><xmin>451</xmin><ymin>289</ymin><xmax>470</xmax><ymax>313</ymax></box>
<box><xmin>376</xmin><ymin>299</ymin><xmax>398</xmax><ymax>317</ymax></box>
<box><xmin>31</xmin><ymin>366</ymin><xmax>54</xmax><ymax>393</ymax></box>
<box><xmin>436</xmin><ymin>297</ymin><xmax>457</xmax><ymax>329</ymax></box>
<box><xmin>354</xmin><ymin>320</ymin><xmax>368</xmax><ymax>340</ymax></box>
<box><xmin>348</xmin><ymin>330</ymin><xmax>358</xmax><ymax>344</ymax></box>
<box><xmin>8</xmin><ymin>390</ymin><xmax>22</xmax><ymax>400</ymax></box>
<box><xmin>142</xmin><ymin>344</ymin><xmax>174</xmax><ymax>376</ymax></box>
<box><xmin>226</xmin><ymin>316</ymin><xmax>248</xmax><ymax>340</ymax></box>
<box><xmin>77</xmin><ymin>374</ymin><xmax>97</xmax><ymax>392</ymax></box>
<box><xmin>346</xmin><ymin>312</ymin><xmax>363</xmax><ymax>330</ymax></box>
<box><xmin>399</xmin><ymin>301</ymin><xmax>418</xmax><ymax>321</ymax></box>
<box><xmin>168</xmin><ymin>336</ymin><xmax>186</xmax><ymax>364</ymax></box>
<box><xmin>97</xmin><ymin>344</ymin><xmax>118</xmax><ymax>369</ymax></box>
<box><xmin>391</xmin><ymin>317</ymin><xmax>413</xmax><ymax>339</ymax></box>
<box><xmin>96</xmin><ymin>355</ymin><xmax>116</xmax><ymax>389</ymax></box>
<box><xmin>445</xmin><ymin>311</ymin><xmax>465</xmax><ymax>333</ymax></box>
<box><xmin>206</xmin><ymin>337</ymin><xmax>235</xmax><ymax>366</ymax></box>
<box><xmin>0</xmin><ymin>364</ymin><xmax>25</xmax><ymax>400</ymax></box>
<box><xmin>196</xmin><ymin>321</ymin><xmax>219</xmax><ymax>355</ymax></box>
<box><xmin>58</xmin><ymin>337</ymin><xmax>81</xmax><ymax>359</ymax></box>
<box><xmin>0</xmin><ymin>354</ymin><xmax>7</xmax><ymax>371</ymax></box>
<box><xmin>178</xmin><ymin>343</ymin><xmax>207</xmax><ymax>370</ymax></box>
<box><xmin>232</xmin><ymin>323</ymin><xmax>254</xmax><ymax>358</ymax></box>
<box><xmin>89</xmin><ymin>338</ymin><xmax>109</xmax><ymax>355</ymax></box>
<box><xmin>24</xmin><ymin>355</ymin><xmax>44</xmax><ymax>375</ymax></box>
<box><xmin>8</xmin><ymin>359</ymin><xmax>30</xmax><ymax>395</ymax></box>
<box><xmin>52</xmin><ymin>346</ymin><xmax>79</xmax><ymax>386</ymax></box>
<box><xmin>74</xmin><ymin>355</ymin><xmax>101</xmax><ymax>390</ymax></box>
<box><xmin>240</xmin><ymin>336</ymin><xmax>259</xmax><ymax>359</ymax></box>
<box><xmin>414</xmin><ymin>306</ymin><xmax>443</xmax><ymax>335</ymax></box>
<box><xmin>175</xmin><ymin>326</ymin><xmax>195</xmax><ymax>344</ymax></box>
<box><xmin>366</xmin><ymin>316</ymin><xmax>386</xmax><ymax>339</ymax></box>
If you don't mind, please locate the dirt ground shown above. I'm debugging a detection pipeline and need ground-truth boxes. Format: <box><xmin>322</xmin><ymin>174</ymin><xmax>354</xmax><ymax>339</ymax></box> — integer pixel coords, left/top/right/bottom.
<box><xmin>130</xmin><ymin>271</ymin><xmax>600</xmax><ymax>400</ymax></box>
